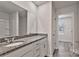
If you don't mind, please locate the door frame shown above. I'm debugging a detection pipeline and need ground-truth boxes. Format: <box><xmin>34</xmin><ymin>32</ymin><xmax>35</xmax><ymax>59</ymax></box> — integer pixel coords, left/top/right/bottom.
<box><xmin>55</xmin><ymin>12</ymin><xmax>75</xmax><ymax>51</ymax></box>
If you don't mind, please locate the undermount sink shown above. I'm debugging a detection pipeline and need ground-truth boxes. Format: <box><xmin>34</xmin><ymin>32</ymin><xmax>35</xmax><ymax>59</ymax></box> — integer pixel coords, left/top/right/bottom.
<box><xmin>4</xmin><ymin>41</ymin><xmax>24</xmax><ymax>47</ymax></box>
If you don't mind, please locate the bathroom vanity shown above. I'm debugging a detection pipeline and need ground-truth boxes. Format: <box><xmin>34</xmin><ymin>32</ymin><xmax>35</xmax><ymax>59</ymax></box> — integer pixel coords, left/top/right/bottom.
<box><xmin>0</xmin><ymin>34</ymin><xmax>48</xmax><ymax>57</ymax></box>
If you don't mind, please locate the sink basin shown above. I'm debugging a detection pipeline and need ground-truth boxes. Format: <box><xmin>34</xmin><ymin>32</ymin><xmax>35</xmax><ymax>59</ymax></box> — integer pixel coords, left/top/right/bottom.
<box><xmin>4</xmin><ymin>41</ymin><xmax>24</xmax><ymax>47</ymax></box>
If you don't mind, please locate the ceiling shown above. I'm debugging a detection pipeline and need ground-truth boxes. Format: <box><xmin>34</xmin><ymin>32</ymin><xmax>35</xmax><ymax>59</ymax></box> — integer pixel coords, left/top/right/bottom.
<box><xmin>32</xmin><ymin>1</ymin><xmax>48</xmax><ymax>6</ymax></box>
<box><xmin>54</xmin><ymin>1</ymin><xmax>77</xmax><ymax>9</ymax></box>
<box><xmin>0</xmin><ymin>1</ymin><xmax>77</xmax><ymax>13</ymax></box>
<box><xmin>0</xmin><ymin>1</ymin><xmax>25</xmax><ymax>14</ymax></box>
<box><xmin>0</xmin><ymin>1</ymin><xmax>48</xmax><ymax>13</ymax></box>
<box><xmin>33</xmin><ymin>1</ymin><xmax>77</xmax><ymax>8</ymax></box>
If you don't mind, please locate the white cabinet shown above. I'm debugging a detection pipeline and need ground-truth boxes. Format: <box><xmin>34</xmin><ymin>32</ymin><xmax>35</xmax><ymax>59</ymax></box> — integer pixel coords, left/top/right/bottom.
<box><xmin>33</xmin><ymin>41</ymin><xmax>40</xmax><ymax>57</ymax></box>
<box><xmin>40</xmin><ymin>38</ymin><xmax>48</xmax><ymax>57</ymax></box>
<box><xmin>3</xmin><ymin>37</ymin><xmax>48</xmax><ymax>57</ymax></box>
<box><xmin>33</xmin><ymin>46</ymin><xmax>40</xmax><ymax>57</ymax></box>
<box><xmin>22</xmin><ymin>50</ymin><xmax>33</xmax><ymax>57</ymax></box>
<box><xmin>22</xmin><ymin>40</ymin><xmax>41</xmax><ymax>57</ymax></box>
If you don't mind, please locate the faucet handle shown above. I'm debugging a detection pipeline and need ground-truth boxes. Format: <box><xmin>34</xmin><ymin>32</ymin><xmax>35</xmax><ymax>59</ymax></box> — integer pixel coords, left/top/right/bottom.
<box><xmin>5</xmin><ymin>38</ymin><xmax>9</xmax><ymax>43</ymax></box>
<box><xmin>12</xmin><ymin>37</ymin><xmax>15</xmax><ymax>41</ymax></box>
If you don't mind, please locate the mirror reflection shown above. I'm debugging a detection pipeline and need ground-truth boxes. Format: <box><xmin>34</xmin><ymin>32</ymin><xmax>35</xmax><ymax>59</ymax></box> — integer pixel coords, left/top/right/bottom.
<box><xmin>0</xmin><ymin>1</ymin><xmax>27</xmax><ymax>38</ymax></box>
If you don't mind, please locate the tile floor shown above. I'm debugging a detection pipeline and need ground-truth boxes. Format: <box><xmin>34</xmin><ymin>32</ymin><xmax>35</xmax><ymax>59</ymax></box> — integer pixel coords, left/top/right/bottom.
<box><xmin>53</xmin><ymin>41</ymin><xmax>79</xmax><ymax>57</ymax></box>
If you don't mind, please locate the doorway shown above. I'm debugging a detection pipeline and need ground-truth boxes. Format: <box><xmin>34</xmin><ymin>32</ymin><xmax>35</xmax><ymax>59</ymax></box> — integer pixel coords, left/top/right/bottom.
<box><xmin>55</xmin><ymin>13</ymin><xmax>74</xmax><ymax>57</ymax></box>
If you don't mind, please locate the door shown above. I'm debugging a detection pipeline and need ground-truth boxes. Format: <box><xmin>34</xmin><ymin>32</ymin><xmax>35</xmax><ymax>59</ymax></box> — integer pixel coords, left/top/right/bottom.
<box><xmin>58</xmin><ymin>13</ymin><xmax>74</xmax><ymax>43</ymax></box>
<box><xmin>64</xmin><ymin>16</ymin><xmax>73</xmax><ymax>42</ymax></box>
<box><xmin>57</xmin><ymin>13</ymin><xmax>74</xmax><ymax>56</ymax></box>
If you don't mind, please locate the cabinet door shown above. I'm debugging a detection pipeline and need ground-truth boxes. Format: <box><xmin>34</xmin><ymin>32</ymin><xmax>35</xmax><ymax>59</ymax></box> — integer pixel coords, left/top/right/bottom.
<box><xmin>40</xmin><ymin>38</ymin><xmax>48</xmax><ymax>57</ymax></box>
<box><xmin>33</xmin><ymin>46</ymin><xmax>40</xmax><ymax>57</ymax></box>
<box><xmin>32</xmin><ymin>40</ymin><xmax>40</xmax><ymax>57</ymax></box>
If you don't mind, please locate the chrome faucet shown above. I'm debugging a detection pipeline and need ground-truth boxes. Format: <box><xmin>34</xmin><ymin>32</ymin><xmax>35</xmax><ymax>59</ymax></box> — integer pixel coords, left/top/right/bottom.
<box><xmin>11</xmin><ymin>37</ymin><xmax>15</xmax><ymax>42</ymax></box>
<box><xmin>5</xmin><ymin>37</ymin><xmax>14</xmax><ymax>43</ymax></box>
<box><xmin>5</xmin><ymin>38</ymin><xmax>10</xmax><ymax>43</ymax></box>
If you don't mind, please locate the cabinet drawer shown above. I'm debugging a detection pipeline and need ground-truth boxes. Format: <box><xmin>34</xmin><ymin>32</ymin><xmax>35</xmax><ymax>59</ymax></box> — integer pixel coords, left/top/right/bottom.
<box><xmin>33</xmin><ymin>47</ymin><xmax>40</xmax><ymax>57</ymax></box>
<box><xmin>33</xmin><ymin>40</ymin><xmax>40</xmax><ymax>47</ymax></box>
<box><xmin>22</xmin><ymin>50</ymin><xmax>33</xmax><ymax>57</ymax></box>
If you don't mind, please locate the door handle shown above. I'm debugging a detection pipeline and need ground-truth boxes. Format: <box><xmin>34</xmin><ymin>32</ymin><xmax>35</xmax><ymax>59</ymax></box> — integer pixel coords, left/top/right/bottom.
<box><xmin>44</xmin><ymin>44</ymin><xmax>45</xmax><ymax>48</ymax></box>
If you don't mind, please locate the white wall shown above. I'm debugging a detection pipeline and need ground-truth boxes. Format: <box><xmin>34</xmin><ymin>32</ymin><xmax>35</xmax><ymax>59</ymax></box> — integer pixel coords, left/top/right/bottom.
<box><xmin>9</xmin><ymin>12</ymin><xmax>19</xmax><ymax>36</ymax></box>
<box><xmin>51</xmin><ymin>3</ymin><xmax>57</xmax><ymax>55</ymax></box>
<box><xmin>0</xmin><ymin>12</ymin><xmax>9</xmax><ymax>37</ymax></box>
<box><xmin>74</xmin><ymin>3</ymin><xmax>79</xmax><ymax>52</ymax></box>
<box><xmin>0</xmin><ymin>12</ymin><xmax>9</xmax><ymax>20</ymax></box>
<box><xmin>19</xmin><ymin>11</ymin><xmax>27</xmax><ymax>35</ymax></box>
<box><xmin>54</xmin><ymin>1</ymin><xmax>77</xmax><ymax>9</ymax></box>
<box><xmin>27</xmin><ymin>12</ymin><xmax>37</xmax><ymax>34</ymax></box>
<box><xmin>37</xmin><ymin>2</ymin><xmax>53</xmax><ymax>56</ymax></box>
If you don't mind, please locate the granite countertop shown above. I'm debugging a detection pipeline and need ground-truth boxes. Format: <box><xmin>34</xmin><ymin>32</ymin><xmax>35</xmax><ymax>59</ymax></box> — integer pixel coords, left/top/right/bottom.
<box><xmin>0</xmin><ymin>34</ymin><xmax>47</xmax><ymax>56</ymax></box>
